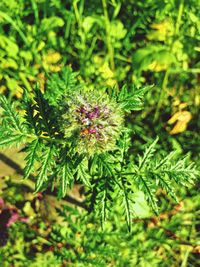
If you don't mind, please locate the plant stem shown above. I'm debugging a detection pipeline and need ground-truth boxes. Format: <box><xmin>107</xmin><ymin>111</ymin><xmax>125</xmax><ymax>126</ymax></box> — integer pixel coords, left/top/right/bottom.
<box><xmin>73</xmin><ymin>1</ymin><xmax>82</xmax><ymax>28</ymax></box>
<box><xmin>169</xmin><ymin>68</ymin><xmax>200</xmax><ymax>74</ymax></box>
<box><xmin>30</xmin><ymin>0</ymin><xmax>39</xmax><ymax>25</ymax></box>
<box><xmin>153</xmin><ymin>69</ymin><xmax>170</xmax><ymax>122</ymax></box>
<box><xmin>102</xmin><ymin>0</ymin><xmax>115</xmax><ymax>71</ymax></box>
<box><xmin>175</xmin><ymin>0</ymin><xmax>184</xmax><ymax>36</ymax></box>
<box><xmin>0</xmin><ymin>11</ymin><xmax>29</xmax><ymax>46</ymax></box>
<box><xmin>73</xmin><ymin>1</ymin><xmax>87</xmax><ymax>73</ymax></box>
<box><xmin>17</xmin><ymin>131</ymin><xmax>64</xmax><ymax>145</ymax></box>
<box><xmin>153</xmin><ymin>0</ymin><xmax>184</xmax><ymax>122</ymax></box>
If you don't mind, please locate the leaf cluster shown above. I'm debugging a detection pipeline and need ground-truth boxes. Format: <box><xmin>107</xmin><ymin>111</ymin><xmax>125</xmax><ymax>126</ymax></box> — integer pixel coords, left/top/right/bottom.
<box><xmin>0</xmin><ymin>68</ymin><xmax>198</xmax><ymax>230</ymax></box>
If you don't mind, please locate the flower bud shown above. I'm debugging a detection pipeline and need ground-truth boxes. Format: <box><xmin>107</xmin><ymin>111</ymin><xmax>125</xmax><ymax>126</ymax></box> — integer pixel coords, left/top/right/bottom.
<box><xmin>62</xmin><ymin>91</ymin><xmax>124</xmax><ymax>155</ymax></box>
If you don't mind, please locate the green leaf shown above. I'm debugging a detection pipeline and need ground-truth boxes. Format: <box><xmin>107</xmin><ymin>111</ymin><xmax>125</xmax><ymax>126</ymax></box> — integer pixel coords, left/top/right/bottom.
<box><xmin>155</xmin><ymin>173</ymin><xmax>177</xmax><ymax>201</ymax></box>
<box><xmin>132</xmin><ymin>45</ymin><xmax>176</xmax><ymax>73</ymax></box>
<box><xmin>98</xmin><ymin>154</ymin><xmax>115</xmax><ymax>178</ymax></box>
<box><xmin>24</xmin><ymin>139</ymin><xmax>39</xmax><ymax>179</ymax></box>
<box><xmin>163</xmin><ymin>156</ymin><xmax>199</xmax><ymax>186</ymax></box>
<box><xmin>0</xmin><ymin>134</ymin><xmax>24</xmax><ymax>148</ymax></box>
<box><xmin>154</xmin><ymin>151</ymin><xmax>175</xmax><ymax>170</ymax></box>
<box><xmin>137</xmin><ymin>175</ymin><xmax>158</xmax><ymax>214</ymax></box>
<box><xmin>118</xmin><ymin>84</ymin><xmax>151</xmax><ymax>112</ymax></box>
<box><xmin>0</xmin><ymin>94</ymin><xmax>24</xmax><ymax>132</ymax></box>
<box><xmin>138</xmin><ymin>137</ymin><xmax>159</xmax><ymax>170</ymax></box>
<box><xmin>76</xmin><ymin>159</ymin><xmax>91</xmax><ymax>187</ymax></box>
<box><xmin>34</xmin><ymin>87</ymin><xmax>58</xmax><ymax>136</ymax></box>
<box><xmin>101</xmin><ymin>187</ymin><xmax>107</xmax><ymax>229</ymax></box>
<box><xmin>35</xmin><ymin>146</ymin><xmax>55</xmax><ymax>192</ymax></box>
<box><xmin>110</xmin><ymin>20</ymin><xmax>127</xmax><ymax>40</ymax></box>
<box><xmin>60</xmin><ymin>163</ymin><xmax>74</xmax><ymax>197</ymax></box>
<box><xmin>45</xmin><ymin>67</ymin><xmax>78</xmax><ymax>105</ymax></box>
<box><xmin>122</xmin><ymin>184</ymin><xmax>132</xmax><ymax>232</ymax></box>
<box><xmin>22</xmin><ymin>89</ymin><xmax>39</xmax><ymax>134</ymax></box>
<box><xmin>41</xmin><ymin>16</ymin><xmax>64</xmax><ymax>31</ymax></box>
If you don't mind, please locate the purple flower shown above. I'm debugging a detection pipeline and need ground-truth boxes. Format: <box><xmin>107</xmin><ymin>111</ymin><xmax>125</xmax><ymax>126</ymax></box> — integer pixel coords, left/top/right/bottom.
<box><xmin>79</xmin><ymin>107</ymin><xmax>88</xmax><ymax>114</ymax></box>
<box><xmin>63</xmin><ymin>91</ymin><xmax>124</xmax><ymax>154</ymax></box>
<box><xmin>88</xmin><ymin>107</ymin><xmax>101</xmax><ymax>119</ymax></box>
<box><xmin>88</xmin><ymin>127</ymin><xmax>97</xmax><ymax>134</ymax></box>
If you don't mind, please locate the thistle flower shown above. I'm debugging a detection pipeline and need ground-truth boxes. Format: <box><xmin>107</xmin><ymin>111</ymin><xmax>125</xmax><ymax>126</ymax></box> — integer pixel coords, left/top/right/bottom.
<box><xmin>62</xmin><ymin>91</ymin><xmax>124</xmax><ymax>155</ymax></box>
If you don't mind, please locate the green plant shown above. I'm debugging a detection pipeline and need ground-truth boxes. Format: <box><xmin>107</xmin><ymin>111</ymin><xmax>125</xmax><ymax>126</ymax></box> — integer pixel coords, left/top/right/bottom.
<box><xmin>1</xmin><ymin>184</ymin><xmax>200</xmax><ymax>267</ymax></box>
<box><xmin>0</xmin><ymin>67</ymin><xmax>198</xmax><ymax>231</ymax></box>
<box><xmin>0</xmin><ymin>1</ymin><xmax>199</xmax><ymax>266</ymax></box>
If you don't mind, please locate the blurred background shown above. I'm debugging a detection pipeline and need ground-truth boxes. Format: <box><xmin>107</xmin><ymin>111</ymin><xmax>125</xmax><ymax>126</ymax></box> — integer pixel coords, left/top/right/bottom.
<box><xmin>0</xmin><ymin>0</ymin><xmax>199</xmax><ymax>266</ymax></box>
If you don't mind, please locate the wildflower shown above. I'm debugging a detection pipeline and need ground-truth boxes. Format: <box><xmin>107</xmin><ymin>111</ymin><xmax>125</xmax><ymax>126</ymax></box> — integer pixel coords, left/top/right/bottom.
<box><xmin>62</xmin><ymin>91</ymin><xmax>124</xmax><ymax>155</ymax></box>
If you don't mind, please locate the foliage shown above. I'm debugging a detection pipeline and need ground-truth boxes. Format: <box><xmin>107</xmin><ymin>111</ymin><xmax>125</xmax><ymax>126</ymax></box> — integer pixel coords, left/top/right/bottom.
<box><xmin>0</xmin><ymin>186</ymin><xmax>200</xmax><ymax>267</ymax></box>
<box><xmin>0</xmin><ymin>0</ymin><xmax>199</xmax><ymax>266</ymax></box>
<box><xmin>0</xmin><ymin>68</ymin><xmax>198</xmax><ymax>231</ymax></box>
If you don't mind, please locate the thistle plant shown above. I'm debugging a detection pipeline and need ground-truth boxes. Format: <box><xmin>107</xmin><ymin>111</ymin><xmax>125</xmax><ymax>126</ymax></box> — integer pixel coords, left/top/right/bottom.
<box><xmin>0</xmin><ymin>67</ymin><xmax>198</xmax><ymax>231</ymax></box>
<box><xmin>62</xmin><ymin>90</ymin><xmax>124</xmax><ymax>155</ymax></box>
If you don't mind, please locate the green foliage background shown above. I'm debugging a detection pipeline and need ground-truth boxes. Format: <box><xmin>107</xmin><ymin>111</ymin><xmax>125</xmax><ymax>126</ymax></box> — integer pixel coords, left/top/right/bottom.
<box><xmin>0</xmin><ymin>0</ymin><xmax>199</xmax><ymax>266</ymax></box>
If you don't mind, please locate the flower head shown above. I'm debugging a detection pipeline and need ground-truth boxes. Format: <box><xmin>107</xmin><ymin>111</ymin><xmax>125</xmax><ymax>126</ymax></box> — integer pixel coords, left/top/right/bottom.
<box><xmin>62</xmin><ymin>91</ymin><xmax>123</xmax><ymax>155</ymax></box>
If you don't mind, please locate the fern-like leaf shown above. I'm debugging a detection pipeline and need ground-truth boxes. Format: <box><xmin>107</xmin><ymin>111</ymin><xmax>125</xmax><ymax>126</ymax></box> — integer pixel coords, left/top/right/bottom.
<box><xmin>163</xmin><ymin>156</ymin><xmax>199</xmax><ymax>185</ymax></box>
<box><xmin>35</xmin><ymin>145</ymin><xmax>55</xmax><ymax>191</ymax></box>
<box><xmin>0</xmin><ymin>95</ymin><xmax>24</xmax><ymax>132</ymax></box>
<box><xmin>45</xmin><ymin>67</ymin><xmax>78</xmax><ymax>105</ymax></box>
<box><xmin>117</xmin><ymin>84</ymin><xmax>151</xmax><ymax>112</ymax></box>
<box><xmin>60</xmin><ymin>163</ymin><xmax>74</xmax><ymax>197</ymax></box>
<box><xmin>121</xmin><ymin>180</ymin><xmax>132</xmax><ymax>232</ymax></box>
<box><xmin>155</xmin><ymin>173</ymin><xmax>177</xmax><ymax>201</ymax></box>
<box><xmin>137</xmin><ymin>174</ymin><xmax>158</xmax><ymax>214</ymax></box>
<box><xmin>0</xmin><ymin>134</ymin><xmax>25</xmax><ymax>148</ymax></box>
<box><xmin>24</xmin><ymin>139</ymin><xmax>39</xmax><ymax>178</ymax></box>
<box><xmin>138</xmin><ymin>136</ymin><xmax>159</xmax><ymax>170</ymax></box>
<box><xmin>22</xmin><ymin>89</ymin><xmax>39</xmax><ymax>134</ymax></box>
<box><xmin>76</xmin><ymin>159</ymin><xmax>91</xmax><ymax>187</ymax></box>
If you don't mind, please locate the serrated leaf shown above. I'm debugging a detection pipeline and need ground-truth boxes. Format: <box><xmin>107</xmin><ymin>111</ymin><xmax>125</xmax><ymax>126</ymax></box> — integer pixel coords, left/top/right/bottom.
<box><xmin>0</xmin><ymin>95</ymin><xmax>23</xmax><ymax>132</ymax></box>
<box><xmin>122</xmin><ymin>186</ymin><xmax>132</xmax><ymax>232</ymax></box>
<box><xmin>155</xmin><ymin>173</ymin><xmax>177</xmax><ymax>201</ymax></box>
<box><xmin>76</xmin><ymin>159</ymin><xmax>91</xmax><ymax>187</ymax></box>
<box><xmin>24</xmin><ymin>139</ymin><xmax>39</xmax><ymax>178</ymax></box>
<box><xmin>45</xmin><ymin>67</ymin><xmax>78</xmax><ymax>105</ymax></box>
<box><xmin>60</xmin><ymin>163</ymin><xmax>74</xmax><ymax>197</ymax></box>
<box><xmin>101</xmin><ymin>188</ymin><xmax>107</xmax><ymax>229</ymax></box>
<box><xmin>35</xmin><ymin>146</ymin><xmax>55</xmax><ymax>192</ymax></box>
<box><xmin>118</xmin><ymin>84</ymin><xmax>151</xmax><ymax>112</ymax></box>
<box><xmin>0</xmin><ymin>134</ymin><xmax>25</xmax><ymax>148</ymax></box>
<box><xmin>98</xmin><ymin>154</ymin><xmax>115</xmax><ymax>178</ymax></box>
<box><xmin>138</xmin><ymin>137</ymin><xmax>159</xmax><ymax>170</ymax></box>
<box><xmin>138</xmin><ymin>175</ymin><xmax>158</xmax><ymax>214</ymax></box>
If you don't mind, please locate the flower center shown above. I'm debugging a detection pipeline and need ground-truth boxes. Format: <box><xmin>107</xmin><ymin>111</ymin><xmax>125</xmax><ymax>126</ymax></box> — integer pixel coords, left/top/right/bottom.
<box><xmin>76</xmin><ymin>105</ymin><xmax>105</xmax><ymax>139</ymax></box>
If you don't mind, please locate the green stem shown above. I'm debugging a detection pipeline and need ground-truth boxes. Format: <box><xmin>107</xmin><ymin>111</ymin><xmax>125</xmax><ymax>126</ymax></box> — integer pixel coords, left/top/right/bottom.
<box><xmin>73</xmin><ymin>0</ymin><xmax>87</xmax><ymax>72</ymax></box>
<box><xmin>15</xmin><ymin>131</ymin><xmax>64</xmax><ymax>145</ymax></box>
<box><xmin>175</xmin><ymin>0</ymin><xmax>184</xmax><ymax>36</ymax></box>
<box><xmin>180</xmin><ymin>248</ymin><xmax>192</xmax><ymax>267</ymax></box>
<box><xmin>19</xmin><ymin>73</ymin><xmax>32</xmax><ymax>92</ymax></box>
<box><xmin>154</xmin><ymin>69</ymin><xmax>170</xmax><ymax>122</ymax></box>
<box><xmin>153</xmin><ymin>0</ymin><xmax>184</xmax><ymax>122</ymax></box>
<box><xmin>0</xmin><ymin>11</ymin><xmax>29</xmax><ymax>46</ymax></box>
<box><xmin>169</xmin><ymin>68</ymin><xmax>200</xmax><ymax>74</ymax></box>
<box><xmin>102</xmin><ymin>0</ymin><xmax>115</xmax><ymax>71</ymax></box>
<box><xmin>30</xmin><ymin>0</ymin><xmax>39</xmax><ymax>25</ymax></box>
<box><xmin>121</xmin><ymin>177</ymin><xmax>131</xmax><ymax>232</ymax></box>
<box><xmin>73</xmin><ymin>1</ymin><xmax>82</xmax><ymax>28</ymax></box>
